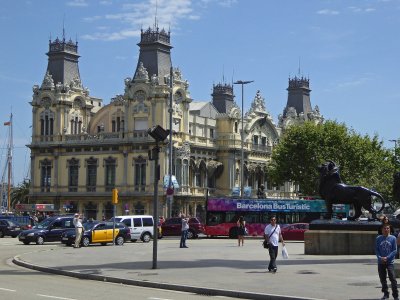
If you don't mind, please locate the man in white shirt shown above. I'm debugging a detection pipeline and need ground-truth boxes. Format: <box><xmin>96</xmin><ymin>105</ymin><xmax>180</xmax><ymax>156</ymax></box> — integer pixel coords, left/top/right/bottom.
<box><xmin>73</xmin><ymin>213</ymin><xmax>83</xmax><ymax>248</ymax></box>
<box><xmin>264</xmin><ymin>215</ymin><xmax>285</xmax><ymax>272</ymax></box>
<box><xmin>180</xmin><ymin>215</ymin><xmax>189</xmax><ymax>248</ymax></box>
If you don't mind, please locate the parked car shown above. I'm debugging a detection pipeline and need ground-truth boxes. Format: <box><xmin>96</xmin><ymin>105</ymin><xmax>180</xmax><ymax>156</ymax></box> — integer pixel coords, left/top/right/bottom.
<box><xmin>161</xmin><ymin>217</ymin><xmax>205</xmax><ymax>239</ymax></box>
<box><xmin>111</xmin><ymin>215</ymin><xmax>160</xmax><ymax>242</ymax></box>
<box><xmin>280</xmin><ymin>223</ymin><xmax>309</xmax><ymax>240</ymax></box>
<box><xmin>0</xmin><ymin>219</ymin><xmax>22</xmax><ymax>238</ymax></box>
<box><xmin>61</xmin><ymin>221</ymin><xmax>130</xmax><ymax>247</ymax></box>
<box><xmin>18</xmin><ymin>215</ymin><xmax>75</xmax><ymax>245</ymax></box>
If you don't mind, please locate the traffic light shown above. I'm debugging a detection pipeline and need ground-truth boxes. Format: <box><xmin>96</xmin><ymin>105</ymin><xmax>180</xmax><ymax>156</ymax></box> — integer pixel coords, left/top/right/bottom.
<box><xmin>112</xmin><ymin>188</ymin><xmax>118</xmax><ymax>204</ymax></box>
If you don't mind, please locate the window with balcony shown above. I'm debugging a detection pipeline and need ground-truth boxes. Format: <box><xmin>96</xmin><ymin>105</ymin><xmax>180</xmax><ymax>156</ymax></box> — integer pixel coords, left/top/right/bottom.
<box><xmin>67</xmin><ymin>158</ymin><xmax>79</xmax><ymax>192</ymax></box>
<box><xmin>86</xmin><ymin>157</ymin><xmax>98</xmax><ymax>192</ymax></box>
<box><xmin>134</xmin><ymin>156</ymin><xmax>146</xmax><ymax>192</ymax></box>
<box><xmin>104</xmin><ymin>157</ymin><xmax>116</xmax><ymax>192</ymax></box>
<box><xmin>40</xmin><ymin>159</ymin><xmax>52</xmax><ymax>192</ymax></box>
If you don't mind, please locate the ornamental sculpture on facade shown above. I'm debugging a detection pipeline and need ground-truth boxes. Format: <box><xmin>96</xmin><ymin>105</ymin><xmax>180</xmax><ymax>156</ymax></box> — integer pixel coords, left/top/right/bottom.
<box><xmin>134</xmin><ymin>62</ymin><xmax>149</xmax><ymax>82</ymax></box>
<box><xmin>41</xmin><ymin>71</ymin><xmax>55</xmax><ymax>90</ymax></box>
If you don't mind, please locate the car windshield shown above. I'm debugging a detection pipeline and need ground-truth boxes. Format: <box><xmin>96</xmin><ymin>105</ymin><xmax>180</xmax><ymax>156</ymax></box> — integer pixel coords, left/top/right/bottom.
<box><xmin>109</xmin><ymin>217</ymin><xmax>122</xmax><ymax>222</ymax></box>
<box><xmin>36</xmin><ymin>218</ymin><xmax>54</xmax><ymax>229</ymax></box>
<box><xmin>7</xmin><ymin>220</ymin><xmax>18</xmax><ymax>226</ymax></box>
<box><xmin>83</xmin><ymin>222</ymin><xmax>97</xmax><ymax>230</ymax></box>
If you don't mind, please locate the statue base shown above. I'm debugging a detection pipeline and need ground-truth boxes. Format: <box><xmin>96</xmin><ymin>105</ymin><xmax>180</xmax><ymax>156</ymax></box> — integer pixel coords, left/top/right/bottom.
<box><xmin>305</xmin><ymin>219</ymin><xmax>381</xmax><ymax>255</ymax></box>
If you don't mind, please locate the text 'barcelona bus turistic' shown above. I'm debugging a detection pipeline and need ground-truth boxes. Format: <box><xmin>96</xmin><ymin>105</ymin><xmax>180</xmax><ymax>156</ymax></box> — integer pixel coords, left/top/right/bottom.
<box><xmin>205</xmin><ymin>198</ymin><xmax>349</xmax><ymax>238</ymax></box>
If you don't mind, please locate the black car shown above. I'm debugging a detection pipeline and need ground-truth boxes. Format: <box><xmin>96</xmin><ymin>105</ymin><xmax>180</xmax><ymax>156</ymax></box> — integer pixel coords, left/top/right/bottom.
<box><xmin>18</xmin><ymin>215</ymin><xmax>75</xmax><ymax>245</ymax></box>
<box><xmin>61</xmin><ymin>221</ymin><xmax>131</xmax><ymax>247</ymax></box>
<box><xmin>0</xmin><ymin>219</ymin><xmax>22</xmax><ymax>238</ymax></box>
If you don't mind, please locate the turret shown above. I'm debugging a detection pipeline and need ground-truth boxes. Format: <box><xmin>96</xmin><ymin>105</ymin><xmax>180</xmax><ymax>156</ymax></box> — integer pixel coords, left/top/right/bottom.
<box><xmin>211</xmin><ymin>83</ymin><xmax>235</xmax><ymax>114</ymax></box>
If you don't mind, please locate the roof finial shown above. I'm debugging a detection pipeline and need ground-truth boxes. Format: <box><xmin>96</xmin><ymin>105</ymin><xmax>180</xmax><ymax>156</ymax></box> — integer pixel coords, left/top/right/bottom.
<box><xmin>63</xmin><ymin>14</ymin><xmax>66</xmax><ymax>42</ymax></box>
<box><xmin>298</xmin><ymin>57</ymin><xmax>301</xmax><ymax>77</ymax></box>
<box><xmin>154</xmin><ymin>0</ymin><xmax>158</xmax><ymax>30</ymax></box>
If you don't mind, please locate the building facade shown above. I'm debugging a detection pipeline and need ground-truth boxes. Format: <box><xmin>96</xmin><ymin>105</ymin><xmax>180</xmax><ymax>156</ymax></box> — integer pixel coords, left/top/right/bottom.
<box><xmin>28</xmin><ymin>27</ymin><xmax>323</xmax><ymax>220</ymax></box>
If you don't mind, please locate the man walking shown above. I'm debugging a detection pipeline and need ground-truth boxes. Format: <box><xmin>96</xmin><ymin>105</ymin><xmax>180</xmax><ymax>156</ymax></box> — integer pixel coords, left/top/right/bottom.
<box><xmin>264</xmin><ymin>215</ymin><xmax>284</xmax><ymax>273</ymax></box>
<box><xmin>73</xmin><ymin>213</ymin><xmax>83</xmax><ymax>248</ymax></box>
<box><xmin>376</xmin><ymin>223</ymin><xmax>399</xmax><ymax>300</ymax></box>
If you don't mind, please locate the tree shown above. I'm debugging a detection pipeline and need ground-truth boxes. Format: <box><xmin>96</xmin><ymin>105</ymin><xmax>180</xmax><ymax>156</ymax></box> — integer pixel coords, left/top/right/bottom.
<box><xmin>11</xmin><ymin>180</ymin><xmax>30</xmax><ymax>208</ymax></box>
<box><xmin>268</xmin><ymin>121</ymin><xmax>395</xmax><ymax>204</ymax></box>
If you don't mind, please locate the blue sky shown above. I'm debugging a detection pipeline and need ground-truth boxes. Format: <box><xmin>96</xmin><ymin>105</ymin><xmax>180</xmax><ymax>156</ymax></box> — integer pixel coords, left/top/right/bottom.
<box><xmin>0</xmin><ymin>0</ymin><xmax>399</xmax><ymax>185</ymax></box>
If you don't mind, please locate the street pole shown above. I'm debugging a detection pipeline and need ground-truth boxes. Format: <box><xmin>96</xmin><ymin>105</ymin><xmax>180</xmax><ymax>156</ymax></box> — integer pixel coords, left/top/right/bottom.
<box><xmin>233</xmin><ymin>80</ymin><xmax>254</xmax><ymax>199</ymax></box>
<box><xmin>168</xmin><ymin>67</ymin><xmax>173</xmax><ymax>218</ymax></box>
<box><xmin>390</xmin><ymin>139</ymin><xmax>398</xmax><ymax>167</ymax></box>
<box><xmin>152</xmin><ymin>142</ymin><xmax>160</xmax><ymax>269</ymax></box>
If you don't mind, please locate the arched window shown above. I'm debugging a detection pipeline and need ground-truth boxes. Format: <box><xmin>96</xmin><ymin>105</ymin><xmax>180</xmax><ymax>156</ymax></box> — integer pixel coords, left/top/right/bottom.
<box><xmin>40</xmin><ymin>109</ymin><xmax>54</xmax><ymax>137</ymax></box>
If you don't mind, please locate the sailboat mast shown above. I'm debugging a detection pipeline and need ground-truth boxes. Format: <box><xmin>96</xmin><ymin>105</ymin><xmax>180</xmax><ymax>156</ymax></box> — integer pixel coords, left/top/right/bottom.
<box><xmin>6</xmin><ymin>114</ymin><xmax>12</xmax><ymax>212</ymax></box>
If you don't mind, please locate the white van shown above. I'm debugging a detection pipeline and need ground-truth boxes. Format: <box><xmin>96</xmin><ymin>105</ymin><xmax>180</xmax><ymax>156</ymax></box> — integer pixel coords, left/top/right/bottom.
<box><xmin>113</xmin><ymin>215</ymin><xmax>154</xmax><ymax>242</ymax></box>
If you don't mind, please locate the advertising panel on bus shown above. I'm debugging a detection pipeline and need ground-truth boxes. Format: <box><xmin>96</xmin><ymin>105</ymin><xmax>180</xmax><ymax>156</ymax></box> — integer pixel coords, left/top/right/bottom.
<box><xmin>205</xmin><ymin>198</ymin><xmax>349</xmax><ymax>238</ymax></box>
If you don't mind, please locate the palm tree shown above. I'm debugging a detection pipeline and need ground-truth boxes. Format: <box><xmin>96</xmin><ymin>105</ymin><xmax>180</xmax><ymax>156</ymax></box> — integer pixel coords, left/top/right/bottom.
<box><xmin>11</xmin><ymin>180</ymin><xmax>30</xmax><ymax>209</ymax></box>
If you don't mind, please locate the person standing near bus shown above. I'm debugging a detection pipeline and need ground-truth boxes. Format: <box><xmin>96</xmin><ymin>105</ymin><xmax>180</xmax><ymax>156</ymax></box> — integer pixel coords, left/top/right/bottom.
<box><xmin>264</xmin><ymin>216</ymin><xmax>284</xmax><ymax>273</ymax></box>
<box><xmin>180</xmin><ymin>214</ymin><xmax>189</xmax><ymax>248</ymax></box>
<box><xmin>237</xmin><ymin>216</ymin><xmax>246</xmax><ymax>246</ymax></box>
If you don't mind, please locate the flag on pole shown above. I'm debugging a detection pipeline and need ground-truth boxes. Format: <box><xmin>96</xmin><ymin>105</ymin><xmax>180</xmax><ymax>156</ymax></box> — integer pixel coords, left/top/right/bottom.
<box><xmin>4</xmin><ymin>121</ymin><xmax>11</xmax><ymax>126</ymax></box>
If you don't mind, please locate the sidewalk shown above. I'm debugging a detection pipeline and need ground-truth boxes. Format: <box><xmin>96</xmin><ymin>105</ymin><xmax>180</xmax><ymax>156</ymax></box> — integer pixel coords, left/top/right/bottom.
<box><xmin>13</xmin><ymin>238</ymin><xmax>382</xmax><ymax>300</ymax></box>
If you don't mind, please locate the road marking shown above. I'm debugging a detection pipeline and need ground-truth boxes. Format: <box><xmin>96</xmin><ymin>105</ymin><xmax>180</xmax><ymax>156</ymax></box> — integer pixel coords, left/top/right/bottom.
<box><xmin>0</xmin><ymin>287</ymin><xmax>16</xmax><ymax>292</ymax></box>
<box><xmin>37</xmin><ymin>294</ymin><xmax>78</xmax><ymax>300</ymax></box>
<box><xmin>148</xmin><ymin>298</ymin><xmax>172</xmax><ymax>300</ymax></box>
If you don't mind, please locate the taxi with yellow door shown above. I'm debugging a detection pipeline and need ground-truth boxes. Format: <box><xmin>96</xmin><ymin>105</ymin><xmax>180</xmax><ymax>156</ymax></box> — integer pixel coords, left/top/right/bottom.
<box><xmin>61</xmin><ymin>221</ymin><xmax>130</xmax><ymax>247</ymax></box>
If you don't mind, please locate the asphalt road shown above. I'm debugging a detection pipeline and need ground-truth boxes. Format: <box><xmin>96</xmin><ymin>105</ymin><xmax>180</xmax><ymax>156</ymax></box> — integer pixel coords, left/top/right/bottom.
<box><xmin>0</xmin><ymin>237</ymin><xmax>236</xmax><ymax>300</ymax></box>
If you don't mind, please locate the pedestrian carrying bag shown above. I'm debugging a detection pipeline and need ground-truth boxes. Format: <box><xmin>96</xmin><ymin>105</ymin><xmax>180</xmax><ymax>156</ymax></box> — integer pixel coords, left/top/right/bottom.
<box><xmin>263</xmin><ymin>225</ymin><xmax>277</xmax><ymax>249</ymax></box>
<box><xmin>282</xmin><ymin>245</ymin><xmax>289</xmax><ymax>259</ymax></box>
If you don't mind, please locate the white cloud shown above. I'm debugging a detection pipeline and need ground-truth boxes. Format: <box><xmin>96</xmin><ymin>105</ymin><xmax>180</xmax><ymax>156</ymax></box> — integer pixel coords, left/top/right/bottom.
<box><xmin>348</xmin><ymin>6</ymin><xmax>376</xmax><ymax>13</ymax></box>
<box><xmin>317</xmin><ymin>9</ymin><xmax>340</xmax><ymax>15</ymax></box>
<box><xmin>83</xmin><ymin>16</ymin><xmax>102</xmax><ymax>22</ymax></box>
<box><xmin>66</xmin><ymin>0</ymin><xmax>88</xmax><ymax>7</ymax></box>
<box><xmin>100</xmin><ymin>0</ymin><xmax>112</xmax><ymax>5</ymax></box>
<box><xmin>81</xmin><ymin>29</ymin><xmax>140</xmax><ymax>41</ymax></box>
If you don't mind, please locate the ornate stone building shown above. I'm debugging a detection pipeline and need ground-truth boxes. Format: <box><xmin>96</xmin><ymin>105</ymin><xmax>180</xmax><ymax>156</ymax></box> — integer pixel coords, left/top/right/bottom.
<box><xmin>28</xmin><ymin>27</ymin><xmax>323</xmax><ymax>220</ymax></box>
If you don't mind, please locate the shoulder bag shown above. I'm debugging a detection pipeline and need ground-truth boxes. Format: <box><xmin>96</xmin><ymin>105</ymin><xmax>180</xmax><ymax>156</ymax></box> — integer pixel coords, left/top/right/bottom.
<box><xmin>263</xmin><ymin>225</ymin><xmax>277</xmax><ymax>249</ymax></box>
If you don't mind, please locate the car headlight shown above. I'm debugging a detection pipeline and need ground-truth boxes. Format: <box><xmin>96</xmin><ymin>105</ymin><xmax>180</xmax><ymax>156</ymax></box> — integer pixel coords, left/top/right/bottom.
<box><xmin>27</xmin><ymin>233</ymin><xmax>35</xmax><ymax>236</ymax></box>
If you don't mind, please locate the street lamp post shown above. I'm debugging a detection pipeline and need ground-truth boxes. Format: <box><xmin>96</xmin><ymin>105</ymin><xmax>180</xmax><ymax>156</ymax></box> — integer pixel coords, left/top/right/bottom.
<box><xmin>168</xmin><ymin>67</ymin><xmax>174</xmax><ymax>218</ymax></box>
<box><xmin>233</xmin><ymin>80</ymin><xmax>254</xmax><ymax>198</ymax></box>
<box><xmin>148</xmin><ymin>125</ymin><xmax>169</xmax><ymax>269</ymax></box>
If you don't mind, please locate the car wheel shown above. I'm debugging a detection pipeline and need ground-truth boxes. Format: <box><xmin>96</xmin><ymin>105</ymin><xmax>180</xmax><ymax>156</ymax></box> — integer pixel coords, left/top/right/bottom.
<box><xmin>0</xmin><ymin>231</ymin><xmax>4</xmax><ymax>238</ymax></box>
<box><xmin>36</xmin><ymin>236</ymin><xmax>45</xmax><ymax>245</ymax></box>
<box><xmin>187</xmin><ymin>230</ymin><xmax>195</xmax><ymax>239</ymax></box>
<box><xmin>23</xmin><ymin>241</ymin><xmax>30</xmax><ymax>245</ymax></box>
<box><xmin>82</xmin><ymin>236</ymin><xmax>90</xmax><ymax>247</ymax></box>
<box><xmin>115</xmin><ymin>236</ymin><xmax>124</xmax><ymax>246</ymax></box>
<box><xmin>141</xmin><ymin>233</ymin><xmax>151</xmax><ymax>243</ymax></box>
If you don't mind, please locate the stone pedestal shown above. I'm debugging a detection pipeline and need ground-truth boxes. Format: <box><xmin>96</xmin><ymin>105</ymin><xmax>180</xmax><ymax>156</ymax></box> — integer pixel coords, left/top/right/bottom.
<box><xmin>305</xmin><ymin>230</ymin><xmax>377</xmax><ymax>255</ymax></box>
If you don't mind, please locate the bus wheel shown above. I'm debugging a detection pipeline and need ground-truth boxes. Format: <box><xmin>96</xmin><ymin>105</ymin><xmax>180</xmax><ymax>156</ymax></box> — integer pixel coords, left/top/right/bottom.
<box><xmin>229</xmin><ymin>227</ymin><xmax>238</xmax><ymax>239</ymax></box>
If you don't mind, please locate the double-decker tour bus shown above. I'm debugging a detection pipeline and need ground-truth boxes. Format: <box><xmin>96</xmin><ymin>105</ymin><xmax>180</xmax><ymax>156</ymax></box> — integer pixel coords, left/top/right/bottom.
<box><xmin>205</xmin><ymin>198</ymin><xmax>349</xmax><ymax>237</ymax></box>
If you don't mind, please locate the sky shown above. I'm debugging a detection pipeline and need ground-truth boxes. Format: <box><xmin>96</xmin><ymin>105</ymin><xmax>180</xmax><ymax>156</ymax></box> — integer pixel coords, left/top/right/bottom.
<box><xmin>0</xmin><ymin>0</ymin><xmax>399</xmax><ymax>185</ymax></box>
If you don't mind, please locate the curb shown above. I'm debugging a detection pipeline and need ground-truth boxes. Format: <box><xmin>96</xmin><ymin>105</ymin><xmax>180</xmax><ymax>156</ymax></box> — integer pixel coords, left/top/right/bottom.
<box><xmin>12</xmin><ymin>255</ymin><xmax>324</xmax><ymax>300</ymax></box>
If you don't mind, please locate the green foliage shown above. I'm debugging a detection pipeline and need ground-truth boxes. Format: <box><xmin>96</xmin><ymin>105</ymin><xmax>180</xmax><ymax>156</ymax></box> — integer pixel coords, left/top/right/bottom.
<box><xmin>268</xmin><ymin>121</ymin><xmax>395</xmax><ymax>203</ymax></box>
<box><xmin>11</xmin><ymin>180</ymin><xmax>30</xmax><ymax>208</ymax></box>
